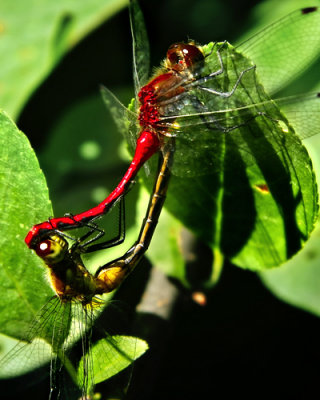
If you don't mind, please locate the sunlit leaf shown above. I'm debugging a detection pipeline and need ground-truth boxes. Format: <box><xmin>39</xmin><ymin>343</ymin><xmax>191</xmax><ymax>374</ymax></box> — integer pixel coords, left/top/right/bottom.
<box><xmin>0</xmin><ymin>111</ymin><xmax>53</xmax><ymax>340</ymax></box>
<box><xmin>0</xmin><ymin>0</ymin><xmax>127</xmax><ymax>118</ymax></box>
<box><xmin>106</xmin><ymin>41</ymin><xmax>318</xmax><ymax>270</ymax></box>
<box><xmin>260</xmin><ymin>221</ymin><xmax>320</xmax><ymax>316</ymax></box>
<box><xmin>78</xmin><ymin>335</ymin><xmax>148</xmax><ymax>384</ymax></box>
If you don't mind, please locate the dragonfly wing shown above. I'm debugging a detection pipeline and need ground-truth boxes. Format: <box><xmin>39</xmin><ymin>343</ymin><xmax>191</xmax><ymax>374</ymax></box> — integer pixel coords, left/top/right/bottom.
<box><xmin>276</xmin><ymin>93</ymin><xmax>320</xmax><ymax>140</ymax></box>
<box><xmin>0</xmin><ymin>336</ymin><xmax>52</xmax><ymax>378</ymax></box>
<box><xmin>161</xmin><ymin>42</ymin><xmax>265</xmax><ymax>176</ymax></box>
<box><xmin>165</xmin><ymin>91</ymin><xmax>320</xmax><ymax>177</ymax></box>
<box><xmin>0</xmin><ymin>297</ymin><xmax>70</xmax><ymax>379</ymax></box>
<box><xmin>101</xmin><ymin>86</ymin><xmax>151</xmax><ymax>177</ymax></box>
<box><xmin>237</xmin><ymin>7</ymin><xmax>320</xmax><ymax>95</ymax></box>
<box><xmin>100</xmin><ymin>85</ymin><xmax>138</xmax><ymax>154</ymax></box>
<box><xmin>129</xmin><ymin>0</ymin><xmax>150</xmax><ymax>97</ymax></box>
<box><xmin>158</xmin><ymin>42</ymin><xmax>317</xmax><ymax>269</ymax></box>
<box><xmin>161</xmin><ymin>43</ymin><xmax>319</xmax><ymax>177</ymax></box>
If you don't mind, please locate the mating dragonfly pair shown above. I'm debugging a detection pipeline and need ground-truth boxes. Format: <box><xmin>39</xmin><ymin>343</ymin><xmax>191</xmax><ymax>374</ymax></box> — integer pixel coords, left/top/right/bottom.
<box><xmin>2</xmin><ymin>1</ymin><xmax>320</xmax><ymax>398</ymax></box>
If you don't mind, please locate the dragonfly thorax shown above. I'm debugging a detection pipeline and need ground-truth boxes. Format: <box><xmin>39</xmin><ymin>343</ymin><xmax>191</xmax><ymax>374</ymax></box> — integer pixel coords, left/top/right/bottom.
<box><xmin>138</xmin><ymin>72</ymin><xmax>185</xmax><ymax>132</ymax></box>
<box><xmin>138</xmin><ymin>42</ymin><xmax>204</xmax><ymax>134</ymax></box>
<box><xmin>48</xmin><ymin>252</ymin><xmax>98</xmax><ymax>304</ymax></box>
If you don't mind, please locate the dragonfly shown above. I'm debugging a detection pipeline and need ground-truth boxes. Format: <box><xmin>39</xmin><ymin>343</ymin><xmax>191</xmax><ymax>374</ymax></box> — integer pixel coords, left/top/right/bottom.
<box><xmin>24</xmin><ymin>3</ymin><xmax>320</xmax><ymax>269</ymax></box>
<box><xmin>2</xmin><ymin>1</ymin><xmax>320</xmax><ymax>398</ymax></box>
<box><xmin>0</xmin><ymin>142</ymin><xmax>173</xmax><ymax>399</ymax></box>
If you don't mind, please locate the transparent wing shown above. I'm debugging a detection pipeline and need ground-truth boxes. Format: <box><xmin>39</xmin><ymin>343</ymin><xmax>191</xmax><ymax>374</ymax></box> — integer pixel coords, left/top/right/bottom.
<box><xmin>154</xmin><ymin>43</ymin><xmax>320</xmax><ymax>177</ymax></box>
<box><xmin>101</xmin><ymin>84</ymin><xmax>152</xmax><ymax>176</ymax></box>
<box><xmin>158</xmin><ymin>40</ymin><xmax>318</xmax><ymax>267</ymax></box>
<box><xmin>100</xmin><ymin>85</ymin><xmax>138</xmax><ymax>155</ymax></box>
<box><xmin>0</xmin><ymin>297</ymin><xmax>70</xmax><ymax>378</ymax></box>
<box><xmin>236</xmin><ymin>7</ymin><xmax>320</xmax><ymax>95</ymax></box>
<box><xmin>163</xmin><ymin>93</ymin><xmax>320</xmax><ymax>143</ymax></box>
<box><xmin>129</xmin><ymin>0</ymin><xmax>150</xmax><ymax>97</ymax></box>
<box><xmin>277</xmin><ymin>93</ymin><xmax>320</xmax><ymax>139</ymax></box>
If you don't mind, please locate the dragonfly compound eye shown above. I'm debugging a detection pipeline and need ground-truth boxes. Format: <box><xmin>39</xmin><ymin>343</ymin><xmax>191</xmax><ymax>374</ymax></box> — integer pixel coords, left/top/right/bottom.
<box><xmin>166</xmin><ymin>42</ymin><xmax>204</xmax><ymax>73</ymax></box>
<box><xmin>34</xmin><ymin>234</ymin><xmax>69</xmax><ymax>264</ymax></box>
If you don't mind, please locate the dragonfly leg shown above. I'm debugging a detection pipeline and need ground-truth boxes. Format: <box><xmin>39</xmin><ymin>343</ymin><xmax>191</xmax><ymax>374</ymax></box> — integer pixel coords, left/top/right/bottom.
<box><xmin>204</xmin><ymin>41</ymin><xmax>228</xmax><ymax>78</ymax></box>
<box><xmin>70</xmin><ymin>195</ymin><xmax>126</xmax><ymax>254</ymax></box>
<box><xmin>199</xmin><ymin>65</ymin><xmax>256</xmax><ymax>97</ymax></box>
<box><xmin>47</xmin><ymin>216</ymin><xmax>84</xmax><ymax>243</ymax></box>
<box><xmin>79</xmin><ymin>226</ymin><xmax>125</xmax><ymax>253</ymax></box>
<box><xmin>69</xmin><ymin>222</ymin><xmax>105</xmax><ymax>252</ymax></box>
<box><xmin>184</xmin><ymin>93</ymin><xmax>270</xmax><ymax>134</ymax></box>
<box><xmin>222</xmin><ymin>112</ymin><xmax>265</xmax><ymax>133</ymax></box>
<box><xmin>182</xmin><ymin>41</ymin><xmax>255</xmax><ymax>98</ymax></box>
<box><xmin>154</xmin><ymin>43</ymin><xmax>241</xmax><ymax>110</ymax></box>
<box><xmin>187</xmin><ymin>41</ymin><xmax>228</xmax><ymax>87</ymax></box>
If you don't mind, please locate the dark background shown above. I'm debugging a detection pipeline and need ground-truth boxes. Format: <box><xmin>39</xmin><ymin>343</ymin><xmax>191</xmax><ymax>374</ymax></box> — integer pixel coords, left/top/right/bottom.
<box><xmin>3</xmin><ymin>0</ymin><xmax>319</xmax><ymax>399</ymax></box>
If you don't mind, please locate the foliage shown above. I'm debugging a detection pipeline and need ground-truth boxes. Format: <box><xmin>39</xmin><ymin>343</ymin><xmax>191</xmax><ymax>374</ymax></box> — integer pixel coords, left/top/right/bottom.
<box><xmin>0</xmin><ymin>0</ymin><xmax>320</xmax><ymax>398</ymax></box>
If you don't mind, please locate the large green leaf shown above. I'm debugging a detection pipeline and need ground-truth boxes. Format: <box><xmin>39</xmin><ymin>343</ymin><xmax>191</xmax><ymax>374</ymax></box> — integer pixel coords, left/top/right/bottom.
<box><xmin>0</xmin><ymin>0</ymin><xmax>127</xmax><ymax>118</ymax></box>
<box><xmin>78</xmin><ymin>335</ymin><xmax>148</xmax><ymax>385</ymax></box>
<box><xmin>0</xmin><ymin>111</ymin><xmax>53</xmax><ymax>341</ymax></box>
<box><xmin>102</xmin><ymin>2</ymin><xmax>319</xmax><ymax>271</ymax></box>
<box><xmin>107</xmin><ymin>41</ymin><xmax>318</xmax><ymax>271</ymax></box>
<box><xmin>167</xmin><ymin>43</ymin><xmax>318</xmax><ymax>270</ymax></box>
<box><xmin>258</xmin><ymin>131</ymin><xmax>320</xmax><ymax>316</ymax></box>
<box><xmin>0</xmin><ymin>99</ymin><xmax>148</xmax><ymax>383</ymax></box>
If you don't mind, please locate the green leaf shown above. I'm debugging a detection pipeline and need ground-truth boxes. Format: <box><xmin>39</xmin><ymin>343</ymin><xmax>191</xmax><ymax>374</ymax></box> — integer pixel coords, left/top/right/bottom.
<box><xmin>77</xmin><ymin>335</ymin><xmax>148</xmax><ymax>385</ymax></box>
<box><xmin>101</xmin><ymin>3</ymin><xmax>320</xmax><ymax>274</ymax></box>
<box><xmin>112</xmin><ymin>42</ymin><xmax>318</xmax><ymax>271</ymax></box>
<box><xmin>0</xmin><ymin>111</ymin><xmax>53</xmax><ymax>341</ymax></box>
<box><xmin>177</xmin><ymin>43</ymin><xmax>318</xmax><ymax>270</ymax></box>
<box><xmin>259</xmin><ymin>221</ymin><xmax>320</xmax><ymax>316</ymax></box>
<box><xmin>258</xmin><ymin>130</ymin><xmax>320</xmax><ymax>314</ymax></box>
<box><xmin>0</xmin><ymin>0</ymin><xmax>128</xmax><ymax>118</ymax></box>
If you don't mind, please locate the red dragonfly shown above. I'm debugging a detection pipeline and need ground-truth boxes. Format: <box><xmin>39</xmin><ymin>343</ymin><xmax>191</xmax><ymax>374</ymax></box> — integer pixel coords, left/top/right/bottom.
<box><xmin>3</xmin><ymin>2</ymin><xmax>320</xmax><ymax>398</ymax></box>
<box><xmin>25</xmin><ymin>3</ymin><xmax>320</xmax><ymax>266</ymax></box>
<box><xmin>0</xmin><ymin>142</ymin><xmax>173</xmax><ymax>399</ymax></box>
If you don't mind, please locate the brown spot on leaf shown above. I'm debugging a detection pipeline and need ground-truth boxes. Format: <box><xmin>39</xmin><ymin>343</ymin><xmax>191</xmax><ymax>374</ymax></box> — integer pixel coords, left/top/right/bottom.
<box><xmin>255</xmin><ymin>183</ymin><xmax>270</xmax><ymax>194</ymax></box>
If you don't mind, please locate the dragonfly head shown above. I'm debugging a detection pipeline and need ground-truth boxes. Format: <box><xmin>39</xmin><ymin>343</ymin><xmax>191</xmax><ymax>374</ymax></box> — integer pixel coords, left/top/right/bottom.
<box><xmin>32</xmin><ymin>233</ymin><xmax>69</xmax><ymax>265</ymax></box>
<box><xmin>166</xmin><ymin>42</ymin><xmax>204</xmax><ymax>74</ymax></box>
